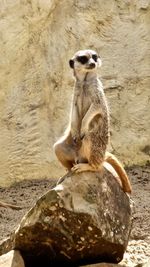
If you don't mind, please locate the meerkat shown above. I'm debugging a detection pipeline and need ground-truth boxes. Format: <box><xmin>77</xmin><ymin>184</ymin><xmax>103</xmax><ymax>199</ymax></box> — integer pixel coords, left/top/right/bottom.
<box><xmin>54</xmin><ymin>49</ymin><xmax>132</xmax><ymax>193</ymax></box>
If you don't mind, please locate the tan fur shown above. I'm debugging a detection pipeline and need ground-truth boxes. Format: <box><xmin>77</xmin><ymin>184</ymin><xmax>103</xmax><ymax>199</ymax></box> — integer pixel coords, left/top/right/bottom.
<box><xmin>105</xmin><ymin>152</ymin><xmax>132</xmax><ymax>193</ymax></box>
<box><xmin>54</xmin><ymin>49</ymin><xmax>132</xmax><ymax>193</ymax></box>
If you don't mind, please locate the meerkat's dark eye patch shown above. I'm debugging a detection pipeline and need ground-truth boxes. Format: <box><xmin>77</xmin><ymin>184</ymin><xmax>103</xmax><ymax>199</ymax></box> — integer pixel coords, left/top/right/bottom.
<box><xmin>69</xmin><ymin>59</ymin><xmax>74</xmax><ymax>68</ymax></box>
<box><xmin>77</xmin><ymin>55</ymin><xmax>89</xmax><ymax>64</ymax></box>
<box><xmin>92</xmin><ymin>54</ymin><xmax>98</xmax><ymax>62</ymax></box>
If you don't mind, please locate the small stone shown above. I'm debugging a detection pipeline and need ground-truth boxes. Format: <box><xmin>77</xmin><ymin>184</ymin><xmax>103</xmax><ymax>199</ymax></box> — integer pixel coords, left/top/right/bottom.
<box><xmin>49</xmin><ymin>206</ymin><xmax>57</xmax><ymax>211</ymax></box>
<box><xmin>44</xmin><ymin>216</ymin><xmax>50</xmax><ymax>223</ymax></box>
<box><xmin>59</xmin><ymin>215</ymin><xmax>66</xmax><ymax>222</ymax></box>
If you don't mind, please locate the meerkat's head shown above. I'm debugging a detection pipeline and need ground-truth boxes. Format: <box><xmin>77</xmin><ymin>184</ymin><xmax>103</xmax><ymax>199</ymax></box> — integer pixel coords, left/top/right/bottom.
<box><xmin>69</xmin><ymin>49</ymin><xmax>102</xmax><ymax>75</ymax></box>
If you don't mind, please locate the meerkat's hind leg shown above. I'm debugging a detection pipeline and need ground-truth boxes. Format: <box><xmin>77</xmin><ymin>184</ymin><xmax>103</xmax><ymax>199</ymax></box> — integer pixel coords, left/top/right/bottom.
<box><xmin>54</xmin><ymin>140</ymin><xmax>75</xmax><ymax>170</ymax></box>
<box><xmin>72</xmin><ymin>136</ymin><xmax>103</xmax><ymax>173</ymax></box>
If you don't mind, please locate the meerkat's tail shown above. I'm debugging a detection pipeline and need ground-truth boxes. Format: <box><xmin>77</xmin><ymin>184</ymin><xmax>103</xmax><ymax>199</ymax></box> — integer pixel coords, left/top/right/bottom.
<box><xmin>105</xmin><ymin>152</ymin><xmax>132</xmax><ymax>194</ymax></box>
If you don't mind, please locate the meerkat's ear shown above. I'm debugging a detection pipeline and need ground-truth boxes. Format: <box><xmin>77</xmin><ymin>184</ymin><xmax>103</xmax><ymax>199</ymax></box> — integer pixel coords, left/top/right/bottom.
<box><xmin>69</xmin><ymin>59</ymin><xmax>74</xmax><ymax>69</ymax></box>
<box><xmin>97</xmin><ymin>56</ymin><xmax>102</xmax><ymax>68</ymax></box>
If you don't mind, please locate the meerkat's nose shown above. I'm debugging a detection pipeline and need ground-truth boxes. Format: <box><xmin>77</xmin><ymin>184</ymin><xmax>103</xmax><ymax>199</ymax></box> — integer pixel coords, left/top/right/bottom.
<box><xmin>89</xmin><ymin>62</ymin><xmax>96</xmax><ymax>68</ymax></box>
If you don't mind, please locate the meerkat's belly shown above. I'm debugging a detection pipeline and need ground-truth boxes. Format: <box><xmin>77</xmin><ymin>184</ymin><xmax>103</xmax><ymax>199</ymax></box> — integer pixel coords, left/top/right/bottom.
<box><xmin>76</xmin><ymin>92</ymin><xmax>91</xmax><ymax>118</ymax></box>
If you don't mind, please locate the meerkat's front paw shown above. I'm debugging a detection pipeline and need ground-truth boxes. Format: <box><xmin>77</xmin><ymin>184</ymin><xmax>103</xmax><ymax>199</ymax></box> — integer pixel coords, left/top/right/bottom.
<box><xmin>71</xmin><ymin>163</ymin><xmax>94</xmax><ymax>173</ymax></box>
<box><xmin>71</xmin><ymin>163</ymin><xmax>86</xmax><ymax>173</ymax></box>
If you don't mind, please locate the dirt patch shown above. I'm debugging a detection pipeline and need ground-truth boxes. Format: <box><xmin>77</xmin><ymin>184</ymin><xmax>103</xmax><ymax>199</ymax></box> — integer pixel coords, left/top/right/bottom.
<box><xmin>0</xmin><ymin>166</ymin><xmax>150</xmax><ymax>266</ymax></box>
<box><xmin>122</xmin><ymin>165</ymin><xmax>150</xmax><ymax>266</ymax></box>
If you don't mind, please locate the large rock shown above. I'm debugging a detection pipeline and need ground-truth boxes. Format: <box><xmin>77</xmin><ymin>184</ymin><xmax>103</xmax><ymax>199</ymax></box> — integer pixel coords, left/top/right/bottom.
<box><xmin>11</xmin><ymin>167</ymin><xmax>133</xmax><ymax>266</ymax></box>
<box><xmin>0</xmin><ymin>0</ymin><xmax>150</xmax><ymax>186</ymax></box>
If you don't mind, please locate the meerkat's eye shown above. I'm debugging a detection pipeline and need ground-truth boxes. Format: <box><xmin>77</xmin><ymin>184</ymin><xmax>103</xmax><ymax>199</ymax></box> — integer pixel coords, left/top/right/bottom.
<box><xmin>92</xmin><ymin>54</ymin><xmax>98</xmax><ymax>62</ymax></box>
<box><xmin>77</xmin><ymin>55</ymin><xmax>89</xmax><ymax>64</ymax></box>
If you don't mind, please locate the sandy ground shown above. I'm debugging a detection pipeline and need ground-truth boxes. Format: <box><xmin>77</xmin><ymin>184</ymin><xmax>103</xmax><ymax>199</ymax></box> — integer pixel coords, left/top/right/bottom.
<box><xmin>0</xmin><ymin>165</ymin><xmax>150</xmax><ymax>266</ymax></box>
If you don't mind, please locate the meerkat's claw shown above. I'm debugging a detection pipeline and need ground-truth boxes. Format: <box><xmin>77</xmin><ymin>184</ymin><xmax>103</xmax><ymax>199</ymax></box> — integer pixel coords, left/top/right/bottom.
<box><xmin>71</xmin><ymin>163</ymin><xmax>95</xmax><ymax>173</ymax></box>
<box><xmin>71</xmin><ymin>164</ymin><xmax>82</xmax><ymax>173</ymax></box>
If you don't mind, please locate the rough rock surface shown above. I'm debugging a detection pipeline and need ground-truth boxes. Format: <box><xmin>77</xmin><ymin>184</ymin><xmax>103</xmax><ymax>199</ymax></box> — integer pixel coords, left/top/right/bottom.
<box><xmin>7</xmin><ymin>168</ymin><xmax>133</xmax><ymax>266</ymax></box>
<box><xmin>0</xmin><ymin>165</ymin><xmax>149</xmax><ymax>267</ymax></box>
<box><xmin>0</xmin><ymin>0</ymin><xmax>150</xmax><ymax>186</ymax></box>
<box><xmin>0</xmin><ymin>250</ymin><xmax>25</xmax><ymax>267</ymax></box>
